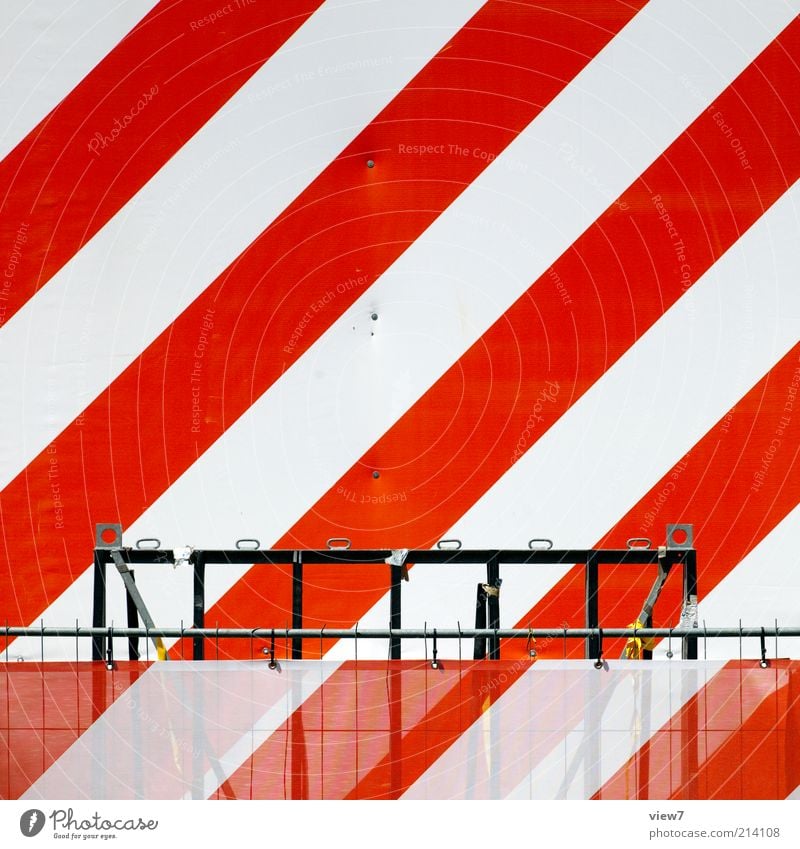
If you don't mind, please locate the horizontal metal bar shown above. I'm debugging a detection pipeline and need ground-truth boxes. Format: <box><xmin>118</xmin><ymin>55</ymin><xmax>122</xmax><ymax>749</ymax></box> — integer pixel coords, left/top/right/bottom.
<box><xmin>95</xmin><ymin>548</ymin><xmax>692</xmax><ymax>566</ymax></box>
<box><xmin>94</xmin><ymin>550</ymin><xmax>175</xmax><ymax>564</ymax></box>
<box><xmin>4</xmin><ymin>626</ymin><xmax>800</xmax><ymax>639</ymax></box>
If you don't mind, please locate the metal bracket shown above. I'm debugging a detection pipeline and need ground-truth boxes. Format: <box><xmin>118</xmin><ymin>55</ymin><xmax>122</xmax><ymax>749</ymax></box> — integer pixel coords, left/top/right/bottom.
<box><xmin>385</xmin><ymin>548</ymin><xmax>410</xmax><ymax>582</ymax></box>
<box><xmin>110</xmin><ymin>549</ymin><xmax>168</xmax><ymax>660</ymax></box>
<box><xmin>95</xmin><ymin>523</ymin><xmax>122</xmax><ymax>549</ymax></box>
<box><xmin>679</xmin><ymin>595</ymin><xmax>699</xmax><ymax>629</ymax></box>
<box><xmin>666</xmin><ymin>523</ymin><xmax>693</xmax><ymax>550</ymax></box>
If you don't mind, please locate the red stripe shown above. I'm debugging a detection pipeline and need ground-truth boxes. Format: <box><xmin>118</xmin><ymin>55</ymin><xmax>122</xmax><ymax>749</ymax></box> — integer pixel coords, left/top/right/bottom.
<box><xmin>205</xmin><ymin>17</ymin><xmax>800</xmax><ymax>660</ymax></box>
<box><xmin>595</xmin><ymin>661</ymin><xmax>800</xmax><ymax>800</ymax></box>
<box><xmin>0</xmin><ymin>2</ymin><xmax>645</xmax><ymax>639</ymax></box>
<box><xmin>0</xmin><ymin>662</ymin><xmax>148</xmax><ymax>799</ymax></box>
<box><xmin>0</xmin><ymin>0</ymin><xmax>324</xmax><ymax>330</ymax></box>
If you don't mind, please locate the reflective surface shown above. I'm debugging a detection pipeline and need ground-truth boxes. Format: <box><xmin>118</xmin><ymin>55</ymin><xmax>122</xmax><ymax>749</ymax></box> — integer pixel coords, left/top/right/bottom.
<box><xmin>4</xmin><ymin>659</ymin><xmax>799</xmax><ymax>800</ymax></box>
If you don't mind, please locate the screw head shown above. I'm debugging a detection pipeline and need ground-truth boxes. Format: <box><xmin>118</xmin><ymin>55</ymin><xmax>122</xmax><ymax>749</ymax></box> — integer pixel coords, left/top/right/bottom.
<box><xmin>366</xmin><ymin>159</ymin><xmax>375</xmax><ymax>168</ymax></box>
<box><xmin>372</xmin><ymin>470</ymin><xmax>380</xmax><ymax>479</ymax></box>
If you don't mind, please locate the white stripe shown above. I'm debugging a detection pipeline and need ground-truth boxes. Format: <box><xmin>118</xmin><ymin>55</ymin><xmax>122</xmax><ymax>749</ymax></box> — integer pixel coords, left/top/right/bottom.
<box><xmin>16</xmin><ymin>0</ymin><xmax>800</xmax><ymax>659</ymax></box>
<box><xmin>330</xmin><ymin>175</ymin><xmax>800</xmax><ymax>659</ymax></box>
<box><xmin>0</xmin><ymin>0</ymin><xmax>159</xmax><ymax>162</ymax></box>
<box><xmin>400</xmin><ymin>660</ymin><xmax>722</xmax><ymax>799</ymax></box>
<box><xmin>0</xmin><ymin>0</ymin><xmax>487</xmax><ymax>492</ymax></box>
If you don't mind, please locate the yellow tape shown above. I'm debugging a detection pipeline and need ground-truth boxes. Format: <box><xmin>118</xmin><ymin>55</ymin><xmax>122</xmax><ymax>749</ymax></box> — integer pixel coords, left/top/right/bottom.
<box><xmin>624</xmin><ymin>619</ymin><xmax>656</xmax><ymax>659</ymax></box>
<box><xmin>155</xmin><ymin>638</ymin><xmax>168</xmax><ymax>661</ymax></box>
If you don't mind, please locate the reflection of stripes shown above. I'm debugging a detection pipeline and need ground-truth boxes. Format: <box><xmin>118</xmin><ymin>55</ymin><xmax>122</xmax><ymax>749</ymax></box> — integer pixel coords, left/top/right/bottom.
<box><xmin>2</xmin><ymin>0</ymin><xmax>800</xmax><ymax>799</ymax></box>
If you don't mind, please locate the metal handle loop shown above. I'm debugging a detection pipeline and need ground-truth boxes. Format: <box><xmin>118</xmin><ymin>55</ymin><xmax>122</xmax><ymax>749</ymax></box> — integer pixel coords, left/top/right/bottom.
<box><xmin>327</xmin><ymin>537</ymin><xmax>352</xmax><ymax>550</ymax></box>
<box><xmin>626</xmin><ymin>537</ymin><xmax>651</xmax><ymax>549</ymax></box>
<box><xmin>436</xmin><ymin>539</ymin><xmax>462</xmax><ymax>550</ymax></box>
<box><xmin>135</xmin><ymin>538</ymin><xmax>161</xmax><ymax>550</ymax></box>
<box><xmin>236</xmin><ymin>538</ymin><xmax>261</xmax><ymax>550</ymax></box>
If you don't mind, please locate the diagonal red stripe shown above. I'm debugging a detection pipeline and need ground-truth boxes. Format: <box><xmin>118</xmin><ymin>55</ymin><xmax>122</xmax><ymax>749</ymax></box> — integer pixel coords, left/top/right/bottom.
<box><xmin>0</xmin><ymin>0</ymin><xmax>325</xmax><ymax>331</ymax></box>
<box><xmin>204</xmin><ymin>16</ymin><xmax>800</xmax><ymax>661</ymax></box>
<box><xmin>0</xmin><ymin>1</ymin><xmax>646</xmax><ymax>640</ymax></box>
<box><xmin>595</xmin><ymin>661</ymin><xmax>800</xmax><ymax>800</ymax></box>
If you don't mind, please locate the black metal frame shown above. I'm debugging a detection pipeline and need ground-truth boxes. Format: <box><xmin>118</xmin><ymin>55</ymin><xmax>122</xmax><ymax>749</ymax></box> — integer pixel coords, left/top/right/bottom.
<box><xmin>91</xmin><ymin>543</ymin><xmax>698</xmax><ymax>662</ymax></box>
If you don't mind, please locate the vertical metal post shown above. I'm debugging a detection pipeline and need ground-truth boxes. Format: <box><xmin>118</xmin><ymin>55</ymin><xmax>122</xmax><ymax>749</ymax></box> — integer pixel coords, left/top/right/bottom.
<box><xmin>192</xmin><ymin>551</ymin><xmax>206</xmax><ymax>661</ymax></box>
<box><xmin>390</xmin><ymin>563</ymin><xmax>402</xmax><ymax>660</ymax></box>
<box><xmin>682</xmin><ymin>550</ymin><xmax>698</xmax><ymax>660</ymax></box>
<box><xmin>91</xmin><ymin>550</ymin><xmax>107</xmax><ymax>661</ymax></box>
<box><xmin>487</xmin><ymin>555</ymin><xmax>501</xmax><ymax>659</ymax></box>
<box><xmin>473</xmin><ymin>584</ymin><xmax>488</xmax><ymax>660</ymax></box>
<box><xmin>125</xmin><ymin>569</ymin><xmax>140</xmax><ymax>661</ymax></box>
<box><xmin>292</xmin><ymin>551</ymin><xmax>303</xmax><ymax>659</ymax></box>
<box><xmin>585</xmin><ymin>553</ymin><xmax>600</xmax><ymax>660</ymax></box>
<box><xmin>642</xmin><ymin>609</ymin><xmax>653</xmax><ymax>661</ymax></box>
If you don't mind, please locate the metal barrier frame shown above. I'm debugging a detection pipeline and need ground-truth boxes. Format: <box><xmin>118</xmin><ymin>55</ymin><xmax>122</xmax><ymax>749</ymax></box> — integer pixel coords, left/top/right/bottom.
<box><xmin>90</xmin><ymin>540</ymin><xmax>698</xmax><ymax>662</ymax></box>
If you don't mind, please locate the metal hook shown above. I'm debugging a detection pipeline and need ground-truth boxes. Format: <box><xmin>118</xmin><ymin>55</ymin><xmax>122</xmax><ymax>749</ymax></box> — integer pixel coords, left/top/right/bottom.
<box><xmin>739</xmin><ymin>618</ymin><xmax>743</xmax><ymax>663</ymax></box>
<box><xmin>527</xmin><ymin>628</ymin><xmax>537</xmax><ymax>659</ymax></box>
<box><xmin>666</xmin><ymin>627</ymin><xmax>673</xmax><ymax>659</ymax></box>
<box><xmin>775</xmin><ymin>618</ymin><xmax>780</xmax><ymax>661</ymax></box>
<box><xmin>266</xmin><ymin>630</ymin><xmax>277</xmax><ymax>669</ymax></box>
<box><xmin>431</xmin><ymin>628</ymin><xmax>439</xmax><ymax>669</ymax></box>
<box><xmin>594</xmin><ymin>628</ymin><xmax>604</xmax><ymax>669</ymax></box>
<box><xmin>703</xmin><ymin>619</ymin><xmax>708</xmax><ymax>660</ymax></box>
<box><xmin>760</xmin><ymin>626</ymin><xmax>768</xmax><ymax>668</ymax></box>
<box><xmin>423</xmin><ymin>621</ymin><xmax>428</xmax><ymax>663</ymax></box>
<box><xmin>106</xmin><ymin>623</ymin><xmax>115</xmax><ymax>670</ymax></box>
